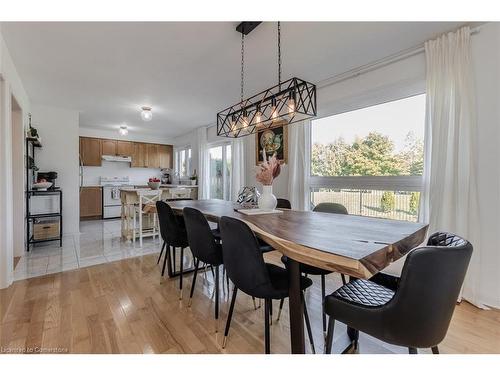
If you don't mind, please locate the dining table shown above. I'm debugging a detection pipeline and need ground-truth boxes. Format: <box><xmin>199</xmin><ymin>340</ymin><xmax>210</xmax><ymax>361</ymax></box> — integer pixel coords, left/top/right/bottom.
<box><xmin>167</xmin><ymin>199</ymin><xmax>429</xmax><ymax>354</ymax></box>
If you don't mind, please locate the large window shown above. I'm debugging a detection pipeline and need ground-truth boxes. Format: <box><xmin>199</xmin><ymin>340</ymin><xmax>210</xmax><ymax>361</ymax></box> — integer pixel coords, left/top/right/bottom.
<box><xmin>209</xmin><ymin>143</ymin><xmax>231</xmax><ymax>200</ymax></box>
<box><xmin>175</xmin><ymin>146</ymin><xmax>192</xmax><ymax>177</ymax></box>
<box><xmin>310</xmin><ymin>94</ymin><xmax>425</xmax><ymax>221</ymax></box>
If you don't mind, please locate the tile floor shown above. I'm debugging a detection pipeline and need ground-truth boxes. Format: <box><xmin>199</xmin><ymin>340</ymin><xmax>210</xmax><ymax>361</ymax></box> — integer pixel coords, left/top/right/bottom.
<box><xmin>14</xmin><ymin>219</ymin><xmax>162</xmax><ymax>281</ymax></box>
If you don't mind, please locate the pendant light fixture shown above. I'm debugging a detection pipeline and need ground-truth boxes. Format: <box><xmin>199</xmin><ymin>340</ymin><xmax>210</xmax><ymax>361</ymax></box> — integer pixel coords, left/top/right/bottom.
<box><xmin>141</xmin><ymin>106</ymin><xmax>153</xmax><ymax>121</ymax></box>
<box><xmin>217</xmin><ymin>22</ymin><xmax>317</xmax><ymax>138</ymax></box>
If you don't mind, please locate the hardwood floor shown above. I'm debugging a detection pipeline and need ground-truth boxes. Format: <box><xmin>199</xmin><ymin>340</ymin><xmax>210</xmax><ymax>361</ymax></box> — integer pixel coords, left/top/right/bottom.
<box><xmin>1</xmin><ymin>250</ymin><xmax>499</xmax><ymax>354</ymax></box>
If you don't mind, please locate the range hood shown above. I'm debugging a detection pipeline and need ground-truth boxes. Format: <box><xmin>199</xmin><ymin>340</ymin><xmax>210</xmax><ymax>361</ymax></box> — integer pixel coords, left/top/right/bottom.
<box><xmin>102</xmin><ymin>155</ymin><xmax>132</xmax><ymax>163</ymax></box>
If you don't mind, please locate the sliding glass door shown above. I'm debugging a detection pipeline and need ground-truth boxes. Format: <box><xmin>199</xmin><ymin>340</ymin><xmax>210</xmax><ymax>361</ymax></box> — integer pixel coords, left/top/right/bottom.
<box><xmin>209</xmin><ymin>143</ymin><xmax>231</xmax><ymax>200</ymax></box>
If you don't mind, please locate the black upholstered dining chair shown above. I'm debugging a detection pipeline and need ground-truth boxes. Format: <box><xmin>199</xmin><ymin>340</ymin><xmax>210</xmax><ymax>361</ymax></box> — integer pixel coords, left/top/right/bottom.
<box><xmin>219</xmin><ymin>216</ymin><xmax>316</xmax><ymax>354</ymax></box>
<box><xmin>280</xmin><ymin>202</ymin><xmax>349</xmax><ymax>337</ymax></box>
<box><xmin>156</xmin><ymin>201</ymin><xmax>189</xmax><ymax>299</ymax></box>
<box><xmin>324</xmin><ymin>232</ymin><xmax>473</xmax><ymax>354</ymax></box>
<box><xmin>312</xmin><ymin>202</ymin><xmax>349</xmax><ymax>214</ymax></box>
<box><xmin>183</xmin><ymin>207</ymin><xmax>224</xmax><ymax>329</ymax></box>
<box><xmin>276</xmin><ymin>198</ymin><xmax>292</xmax><ymax>209</ymax></box>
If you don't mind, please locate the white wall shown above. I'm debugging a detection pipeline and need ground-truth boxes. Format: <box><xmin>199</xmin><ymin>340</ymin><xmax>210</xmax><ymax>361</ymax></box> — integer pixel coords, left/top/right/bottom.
<box><xmin>470</xmin><ymin>23</ymin><xmax>500</xmax><ymax>308</ymax></box>
<box><xmin>0</xmin><ymin>31</ymin><xmax>31</xmax><ymax>289</ymax></box>
<box><xmin>32</xmin><ymin>104</ymin><xmax>80</xmax><ymax>235</ymax></box>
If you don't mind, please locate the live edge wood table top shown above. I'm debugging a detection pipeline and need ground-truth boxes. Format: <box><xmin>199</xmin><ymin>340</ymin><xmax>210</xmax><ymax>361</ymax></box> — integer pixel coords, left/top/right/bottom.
<box><xmin>168</xmin><ymin>199</ymin><xmax>428</xmax><ymax>279</ymax></box>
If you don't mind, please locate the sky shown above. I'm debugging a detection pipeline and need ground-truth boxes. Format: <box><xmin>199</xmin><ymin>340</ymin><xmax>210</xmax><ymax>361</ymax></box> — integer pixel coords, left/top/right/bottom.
<box><xmin>312</xmin><ymin>94</ymin><xmax>425</xmax><ymax>153</ymax></box>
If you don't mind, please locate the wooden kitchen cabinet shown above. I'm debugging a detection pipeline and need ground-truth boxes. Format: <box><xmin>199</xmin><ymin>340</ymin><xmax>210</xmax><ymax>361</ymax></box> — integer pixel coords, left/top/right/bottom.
<box><xmin>79</xmin><ymin>136</ymin><xmax>171</xmax><ymax>169</ymax></box>
<box><xmin>146</xmin><ymin>144</ymin><xmax>159</xmax><ymax>168</ymax></box>
<box><xmin>80</xmin><ymin>187</ymin><xmax>102</xmax><ymax>219</ymax></box>
<box><xmin>132</xmin><ymin>142</ymin><xmax>148</xmax><ymax>168</ymax></box>
<box><xmin>117</xmin><ymin>141</ymin><xmax>133</xmax><ymax>157</ymax></box>
<box><xmin>158</xmin><ymin>145</ymin><xmax>173</xmax><ymax>169</ymax></box>
<box><xmin>79</xmin><ymin>137</ymin><xmax>102</xmax><ymax>166</ymax></box>
<box><xmin>101</xmin><ymin>139</ymin><xmax>117</xmax><ymax>156</ymax></box>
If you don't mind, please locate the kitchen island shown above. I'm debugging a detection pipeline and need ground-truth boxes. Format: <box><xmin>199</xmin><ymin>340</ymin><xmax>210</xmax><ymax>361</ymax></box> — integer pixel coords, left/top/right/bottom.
<box><xmin>120</xmin><ymin>185</ymin><xmax>198</xmax><ymax>241</ymax></box>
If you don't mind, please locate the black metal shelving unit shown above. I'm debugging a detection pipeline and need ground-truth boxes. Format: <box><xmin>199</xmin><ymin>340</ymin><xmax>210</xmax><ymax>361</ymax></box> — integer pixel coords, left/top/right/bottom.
<box><xmin>25</xmin><ymin>137</ymin><xmax>63</xmax><ymax>251</ymax></box>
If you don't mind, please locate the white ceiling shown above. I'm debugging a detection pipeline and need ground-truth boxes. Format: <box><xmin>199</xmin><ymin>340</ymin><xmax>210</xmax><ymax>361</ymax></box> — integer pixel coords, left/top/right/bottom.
<box><xmin>1</xmin><ymin>22</ymin><xmax>466</xmax><ymax>138</ymax></box>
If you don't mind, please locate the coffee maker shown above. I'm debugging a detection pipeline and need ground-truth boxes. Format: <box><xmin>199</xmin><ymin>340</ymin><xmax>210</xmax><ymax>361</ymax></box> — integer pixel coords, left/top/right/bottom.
<box><xmin>37</xmin><ymin>171</ymin><xmax>59</xmax><ymax>190</ymax></box>
<box><xmin>160</xmin><ymin>168</ymin><xmax>172</xmax><ymax>185</ymax></box>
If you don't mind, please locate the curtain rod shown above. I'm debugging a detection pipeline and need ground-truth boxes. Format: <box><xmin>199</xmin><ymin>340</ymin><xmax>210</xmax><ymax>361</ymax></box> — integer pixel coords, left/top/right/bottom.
<box><xmin>316</xmin><ymin>25</ymin><xmax>482</xmax><ymax>89</ymax></box>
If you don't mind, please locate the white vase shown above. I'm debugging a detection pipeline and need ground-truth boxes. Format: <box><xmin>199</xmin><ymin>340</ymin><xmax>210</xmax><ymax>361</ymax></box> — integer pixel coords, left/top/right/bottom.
<box><xmin>258</xmin><ymin>185</ymin><xmax>277</xmax><ymax>210</ymax></box>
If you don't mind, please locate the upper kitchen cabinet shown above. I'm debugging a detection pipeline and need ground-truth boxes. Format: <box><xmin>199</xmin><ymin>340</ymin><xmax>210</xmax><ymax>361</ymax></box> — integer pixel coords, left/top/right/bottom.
<box><xmin>117</xmin><ymin>141</ymin><xmax>133</xmax><ymax>157</ymax></box>
<box><xmin>158</xmin><ymin>145</ymin><xmax>173</xmax><ymax>169</ymax></box>
<box><xmin>79</xmin><ymin>137</ymin><xmax>102</xmax><ymax>166</ymax></box>
<box><xmin>132</xmin><ymin>142</ymin><xmax>147</xmax><ymax>168</ymax></box>
<box><xmin>146</xmin><ymin>144</ymin><xmax>160</xmax><ymax>168</ymax></box>
<box><xmin>101</xmin><ymin>139</ymin><xmax>117</xmax><ymax>156</ymax></box>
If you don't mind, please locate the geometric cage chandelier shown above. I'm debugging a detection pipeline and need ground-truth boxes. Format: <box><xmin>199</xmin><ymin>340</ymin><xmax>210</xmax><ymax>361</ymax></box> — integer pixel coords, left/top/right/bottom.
<box><xmin>217</xmin><ymin>22</ymin><xmax>317</xmax><ymax>138</ymax></box>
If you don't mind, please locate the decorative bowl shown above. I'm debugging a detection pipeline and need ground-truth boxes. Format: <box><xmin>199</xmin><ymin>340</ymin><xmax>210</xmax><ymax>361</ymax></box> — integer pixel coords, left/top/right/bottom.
<box><xmin>33</xmin><ymin>182</ymin><xmax>53</xmax><ymax>190</ymax></box>
<box><xmin>148</xmin><ymin>181</ymin><xmax>161</xmax><ymax>190</ymax></box>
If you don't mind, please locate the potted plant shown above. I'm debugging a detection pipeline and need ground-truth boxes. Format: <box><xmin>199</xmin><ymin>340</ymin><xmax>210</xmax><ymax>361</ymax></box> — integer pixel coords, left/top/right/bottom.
<box><xmin>190</xmin><ymin>169</ymin><xmax>197</xmax><ymax>185</ymax></box>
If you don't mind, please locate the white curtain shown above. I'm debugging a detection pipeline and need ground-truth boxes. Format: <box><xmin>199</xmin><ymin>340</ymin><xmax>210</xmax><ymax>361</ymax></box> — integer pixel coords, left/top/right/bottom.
<box><xmin>230</xmin><ymin>137</ymin><xmax>246</xmax><ymax>201</ymax></box>
<box><xmin>196</xmin><ymin>127</ymin><xmax>210</xmax><ymax>199</ymax></box>
<box><xmin>420</xmin><ymin>26</ymin><xmax>484</xmax><ymax>308</ymax></box>
<box><xmin>288</xmin><ymin>120</ymin><xmax>311</xmax><ymax>211</ymax></box>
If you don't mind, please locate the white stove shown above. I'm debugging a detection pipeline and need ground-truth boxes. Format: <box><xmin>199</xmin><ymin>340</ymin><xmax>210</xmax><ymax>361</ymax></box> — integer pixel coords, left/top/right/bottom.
<box><xmin>100</xmin><ymin>176</ymin><xmax>133</xmax><ymax>219</ymax></box>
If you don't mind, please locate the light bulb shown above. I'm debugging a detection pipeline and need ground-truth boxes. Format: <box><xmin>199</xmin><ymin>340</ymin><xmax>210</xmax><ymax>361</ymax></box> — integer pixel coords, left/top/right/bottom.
<box><xmin>230</xmin><ymin>115</ymin><xmax>237</xmax><ymax>132</ymax></box>
<box><xmin>271</xmin><ymin>98</ymin><xmax>278</xmax><ymax>119</ymax></box>
<box><xmin>141</xmin><ymin>106</ymin><xmax>153</xmax><ymax>122</ymax></box>
<box><xmin>288</xmin><ymin>91</ymin><xmax>296</xmax><ymax>114</ymax></box>
<box><xmin>255</xmin><ymin>105</ymin><xmax>262</xmax><ymax>124</ymax></box>
<box><xmin>119</xmin><ymin>125</ymin><xmax>128</xmax><ymax>136</ymax></box>
<box><xmin>242</xmin><ymin>111</ymin><xmax>249</xmax><ymax>128</ymax></box>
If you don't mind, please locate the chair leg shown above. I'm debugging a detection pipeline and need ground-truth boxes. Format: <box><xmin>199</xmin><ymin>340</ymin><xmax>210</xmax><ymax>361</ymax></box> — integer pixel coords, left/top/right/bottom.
<box><xmin>167</xmin><ymin>245</ymin><xmax>173</xmax><ymax>276</ymax></box>
<box><xmin>161</xmin><ymin>244</ymin><xmax>170</xmax><ymax>277</ymax></box>
<box><xmin>269</xmin><ymin>299</ymin><xmax>273</xmax><ymax>326</ymax></box>
<box><xmin>215</xmin><ymin>265</ymin><xmax>220</xmax><ymax>332</ymax></box>
<box><xmin>188</xmin><ymin>258</ymin><xmax>200</xmax><ymax>307</ymax></box>
<box><xmin>325</xmin><ymin>316</ymin><xmax>335</xmax><ymax>354</ymax></box>
<box><xmin>408</xmin><ymin>347</ymin><xmax>418</xmax><ymax>354</ymax></box>
<box><xmin>347</xmin><ymin>326</ymin><xmax>359</xmax><ymax>350</ymax></box>
<box><xmin>341</xmin><ymin>273</ymin><xmax>347</xmax><ymax>285</ymax></box>
<box><xmin>431</xmin><ymin>346</ymin><xmax>439</xmax><ymax>354</ymax></box>
<box><xmin>139</xmin><ymin>209</ymin><xmax>143</xmax><ymax>248</ymax></box>
<box><xmin>132</xmin><ymin>208</ymin><xmax>136</xmax><ymax>245</ymax></box>
<box><xmin>157</xmin><ymin>241</ymin><xmax>165</xmax><ymax>264</ymax></box>
<box><xmin>222</xmin><ymin>287</ymin><xmax>238</xmax><ymax>348</ymax></box>
<box><xmin>264</xmin><ymin>298</ymin><xmax>271</xmax><ymax>354</ymax></box>
<box><xmin>179</xmin><ymin>247</ymin><xmax>184</xmax><ymax>300</ymax></box>
<box><xmin>321</xmin><ymin>274</ymin><xmax>326</xmax><ymax>336</ymax></box>
<box><xmin>276</xmin><ymin>298</ymin><xmax>285</xmax><ymax>321</ymax></box>
<box><xmin>302</xmin><ymin>292</ymin><xmax>316</xmax><ymax>354</ymax></box>
<box><xmin>209</xmin><ymin>265</ymin><xmax>215</xmax><ymax>278</ymax></box>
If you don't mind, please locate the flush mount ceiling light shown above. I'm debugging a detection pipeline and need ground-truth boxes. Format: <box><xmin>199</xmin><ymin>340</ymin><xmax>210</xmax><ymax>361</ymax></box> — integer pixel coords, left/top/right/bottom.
<box><xmin>217</xmin><ymin>22</ymin><xmax>317</xmax><ymax>138</ymax></box>
<box><xmin>140</xmin><ymin>106</ymin><xmax>153</xmax><ymax>122</ymax></box>
<box><xmin>119</xmin><ymin>125</ymin><xmax>128</xmax><ymax>136</ymax></box>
